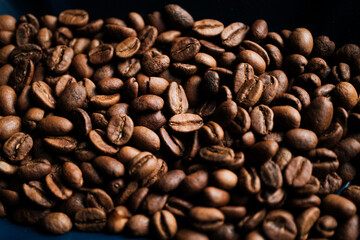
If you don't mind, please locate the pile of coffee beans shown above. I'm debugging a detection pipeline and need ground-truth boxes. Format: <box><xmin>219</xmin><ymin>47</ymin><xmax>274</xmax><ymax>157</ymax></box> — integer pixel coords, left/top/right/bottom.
<box><xmin>1</xmin><ymin>4</ymin><xmax>360</xmax><ymax>239</ymax></box>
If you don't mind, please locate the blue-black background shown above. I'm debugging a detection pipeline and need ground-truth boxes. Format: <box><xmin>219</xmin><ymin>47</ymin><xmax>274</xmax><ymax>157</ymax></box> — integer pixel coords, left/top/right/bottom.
<box><xmin>0</xmin><ymin>0</ymin><xmax>359</xmax><ymax>239</ymax></box>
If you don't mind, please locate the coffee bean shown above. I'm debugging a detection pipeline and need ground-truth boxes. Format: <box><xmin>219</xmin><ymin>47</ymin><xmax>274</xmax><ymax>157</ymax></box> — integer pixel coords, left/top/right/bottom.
<box><xmin>42</xmin><ymin>212</ymin><xmax>72</xmax><ymax>235</ymax></box>
<box><xmin>285</xmin><ymin>156</ymin><xmax>312</xmax><ymax>187</ymax></box>
<box><xmin>0</xmin><ymin>116</ymin><xmax>21</xmax><ymax>141</ymax></box>
<box><xmin>250</xmin><ymin>104</ymin><xmax>274</xmax><ymax>135</ymax></box>
<box><xmin>74</xmin><ymin>208</ymin><xmax>107</xmax><ymax>232</ymax></box>
<box><xmin>193</xmin><ymin>19</ymin><xmax>224</xmax><ymax>37</ymax></box>
<box><xmin>89</xmin><ymin>129</ymin><xmax>119</xmax><ymax>155</ymax></box>
<box><xmin>107</xmin><ymin>206</ymin><xmax>131</xmax><ymax>233</ymax></box>
<box><xmin>23</xmin><ymin>181</ymin><xmax>54</xmax><ymax>208</ymax></box>
<box><xmin>18</xmin><ymin>159</ymin><xmax>51</xmax><ymax>180</ymax></box>
<box><xmin>322</xmin><ymin>194</ymin><xmax>357</xmax><ymax>219</ymax></box>
<box><xmin>285</xmin><ymin>128</ymin><xmax>318</xmax><ymax>151</ymax></box>
<box><xmin>126</xmin><ymin>214</ymin><xmax>150</xmax><ymax>237</ymax></box>
<box><xmin>199</xmin><ymin>145</ymin><xmax>235</xmax><ymax>166</ymax></box>
<box><xmin>46</xmin><ymin>45</ymin><xmax>74</xmax><ymax>74</ymax></box>
<box><xmin>59</xmin><ymin>9</ymin><xmax>89</xmax><ymax>27</ymax></box>
<box><xmin>3</xmin><ymin>132</ymin><xmax>33</xmax><ymax>162</ymax></box>
<box><xmin>170</xmin><ymin>37</ymin><xmax>201</xmax><ymax>62</ymax></box>
<box><xmin>236</xmin><ymin>78</ymin><xmax>263</xmax><ymax>108</ymax></box>
<box><xmin>151</xmin><ymin>210</ymin><xmax>177</xmax><ymax>240</ymax></box>
<box><xmin>168</xmin><ymin>113</ymin><xmax>203</xmax><ymax>133</ymax></box>
<box><xmin>315</xmin><ymin>215</ymin><xmax>337</xmax><ymax>238</ymax></box>
<box><xmin>295</xmin><ymin>207</ymin><xmax>320</xmax><ymax>240</ymax></box>
<box><xmin>289</xmin><ymin>28</ymin><xmax>313</xmax><ymax>56</ymax></box>
<box><xmin>45</xmin><ymin>166</ymin><xmax>73</xmax><ymax>200</ymax></box>
<box><xmin>263</xmin><ymin>210</ymin><xmax>297</xmax><ymax>240</ymax></box>
<box><xmin>164</xmin><ymin>4</ymin><xmax>194</xmax><ymax>30</ymax></box>
<box><xmin>189</xmin><ymin>206</ymin><xmax>224</xmax><ymax>231</ymax></box>
<box><xmin>106</xmin><ymin>114</ymin><xmax>134</xmax><ymax>146</ymax></box>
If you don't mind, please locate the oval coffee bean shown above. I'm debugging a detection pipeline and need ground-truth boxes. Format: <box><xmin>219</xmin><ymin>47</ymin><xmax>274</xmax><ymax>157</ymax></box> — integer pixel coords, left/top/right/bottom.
<box><xmin>189</xmin><ymin>206</ymin><xmax>225</xmax><ymax>231</ymax></box>
<box><xmin>131</xmin><ymin>126</ymin><xmax>160</xmax><ymax>152</ymax></box>
<box><xmin>193</xmin><ymin>19</ymin><xmax>224</xmax><ymax>37</ymax></box>
<box><xmin>199</xmin><ymin>145</ymin><xmax>235</xmax><ymax>166</ymax></box>
<box><xmin>152</xmin><ymin>210</ymin><xmax>177</xmax><ymax>240</ymax></box>
<box><xmin>322</xmin><ymin>194</ymin><xmax>357</xmax><ymax>219</ymax></box>
<box><xmin>302</xmin><ymin>97</ymin><xmax>333</xmax><ymax>135</ymax></box>
<box><xmin>42</xmin><ymin>212</ymin><xmax>72</xmax><ymax>235</ymax></box>
<box><xmin>59</xmin><ymin>9</ymin><xmax>89</xmax><ymax>27</ymax></box>
<box><xmin>3</xmin><ymin>132</ymin><xmax>33</xmax><ymax>162</ymax></box>
<box><xmin>39</xmin><ymin>116</ymin><xmax>73</xmax><ymax>136</ymax></box>
<box><xmin>250</xmin><ymin>105</ymin><xmax>274</xmax><ymax>135</ymax></box>
<box><xmin>167</xmin><ymin>82</ymin><xmax>189</xmax><ymax>115</ymax></box>
<box><xmin>93</xmin><ymin>156</ymin><xmax>124</xmax><ymax>178</ymax></box>
<box><xmin>263</xmin><ymin>210</ymin><xmax>297</xmax><ymax>240</ymax></box>
<box><xmin>17</xmin><ymin>159</ymin><xmax>51</xmax><ymax>180</ymax></box>
<box><xmin>285</xmin><ymin>156</ymin><xmax>312</xmax><ymax>187</ymax></box>
<box><xmin>168</xmin><ymin>113</ymin><xmax>203</xmax><ymax>133</ymax></box>
<box><xmin>74</xmin><ymin>208</ymin><xmax>107</xmax><ymax>232</ymax></box>
<box><xmin>106</xmin><ymin>114</ymin><xmax>134</xmax><ymax>146</ymax></box>
<box><xmin>285</xmin><ymin>128</ymin><xmax>318</xmax><ymax>151</ymax></box>
<box><xmin>170</xmin><ymin>37</ymin><xmax>201</xmax><ymax>62</ymax></box>
<box><xmin>221</xmin><ymin>22</ymin><xmax>248</xmax><ymax>47</ymax></box>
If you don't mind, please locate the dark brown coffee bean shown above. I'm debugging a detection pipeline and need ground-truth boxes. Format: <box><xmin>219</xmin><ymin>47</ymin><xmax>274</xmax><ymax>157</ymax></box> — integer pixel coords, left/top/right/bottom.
<box><xmin>86</xmin><ymin>188</ymin><xmax>114</xmax><ymax>213</ymax></box>
<box><xmin>43</xmin><ymin>136</ymin><xmax>77</xmax><ymax>153</ymax></box>
<box><xmin>117</xmin><ymin>58</ymin><xmax>141</xmax><ymax>78</ymax></box>
<box><xmin>168</xmin><ymin>113</ymin><xmax>203</xmax><ymax>133</ymax></box>
<box><xmin>142</xmin><ymin>48</ymin><xmax>170</xmax><ymax>76</ymax></box>
<box><xmin>334</xmin><ymin>214</ymin><xmax>360</xmax><ymax>240</ymax></box>
<box><xmin>155</xmin><ymin>170</ymin><xmax>185</xmax><ymax>193</ymax></box>
<box><xmin>131</xmin><ymin>94</ymin><xmax>164</xmax><ymax>112</ymax></box>
<box><xmin>89</xmin><ymin>129</ymin><xmax>119</xmax><ymax>155</ymax></box>
<box><xmin>189</xmin><ymin>206</ymin><xmax>224</xmax><ymax>231</ymax></box>
<box><xmin>285</xmin><ymin>156</ymin><xmax>312</xmax><ymax>187</ymax></box>
<box><xmin>15</xmin><ymin>23</ymin><xmax>38</xmax><ymax>46</ymax></box>
<box><xmin>343</xmin><ymin>185</ymin><xmax>360</xmax><ymax>206</ymax></box>
<box><xmin>193</xmin><ymin>19</ymin><xmax>224</xmax><ymax>37</ymax></box>
<box><xmin>131</xmin><ymin>126</ymin><xmax>160</xmax><ymax>152</ymax></box>
<box><xmin>31</xmin><ymin>81</ymin><xmax>56</xmax><ymax>110</ymax></box>
<box><xmin>42</xmin><ymin>212</ymin><xmax>72</xmax><ymax>235</ymax></box>
<box><xmin>170</xmin><ymin>37</ymin><xmax>201</xmax><ymax>62</ymax></box>
<box><xmin>45</xmin><ymin>166</ymin><xmax>73</xmax><ymax>200</ymax></box>
<box><xmin>202</xmin><ymin>186</ymin><xmax>230</xmax><ymax>207</ymax></box>
<box><xmin>152</xmin><ymin>210</ymin><xmax>177</xmax><ymax>240</ymax></box>
<box><xmin>238</xmin><ymin>167</ymin><xmax>261</xmax><ymax>194</ymax></box>
<box><xmin>260</xmin><ymin>160</ymin><xmax>283</xmax><ymax>189</ymax></box>
<box><xmin>220</xmin><ymin>22</ymin><xmax>248</xmax><ymax>47</ymax></box>
<box><xmin>107</xmin><ymin>205</ymin><xmax>131</xmax><ymax>233</ymax></box>
<box><xmin>59</xmin><ymin>9</ymin><xmax>88</xmax><ymax>27</ymax></box>
<box><xmin>126</xmin><ymin>214</ymin><xmax>150</xmax><ymax>237</ymax></box>
<box><xmin>199</xmin><ymin>145</ymin><xmax>234</xmax><ymax>166</ymax></box>
<box><xmin>115</xmin><ymin>37</ymin><xmax>140</xmax><ymax>59</ymax></box>
<box><xmin>334</xmin><ymin>137</ymin><xmax>360</xmax><ymax>163</ymax></box>
<box><xmin>289</xmin><ymin>28</ymin><xmax>313</xmax><ymax>56</ymax></box>
<box><xmin>212</xmin><ymin>100</ymin><xmax>238</xmax><ymax>126</ymax></box>
<box><xmin>315</xmin><ymin>215</ymin><xmax>337</xmax><ymax>238</ymax></box>
<box><xmin>10</xmin><ymin>58</ymin><xmax>34</xmax><ymax>93</ymax></box>
<box><xmin>74</xmin><ymin>207</ymin><xmax>106</xmax><ymax>232</ymax></box>
<box><xmin>313</xmin><ymin>35</ymin><xmax>335</xmax><ymax>58</ymax></box>
<box><xmin>61</xmin><ymin>161</ymin><xmax>83</xmax><ymax>189</ymax></box>
<box><xmin>23</xmin><ymin>181</ymin><xmax>54</xmax><ymax>208</ymax></box>
<box><xmin>17</xmin><ymin>159</ymin><xmax>51</xmax><ymax>180</ymax></box>
<box><xmin>295</xmin><ymin>207</ymin><xmax>320</xmax><ymax>240</ymax></box>
<box><xmin>106</xmin><ymin>114</ymin><xmax>133</xmax><ymax>146</ymax></box>
<box><xmin>238</xmin><ymin>50</ymin><xmax>266</xmax><ymax>75</ymax></box>
<box><xmin>272</xmin><ymin>106</ymin><xmax>301</xmax><ymax>130</ymax></box>
<box><xmin>90</xmin><ymin>94</ymin><xmax>121</xmax><ymax>109</ymax></box>
<box><xmin>0</xmin><ymin>85</ymin><xmax>16</xmax><ymax>115</ymax></box>
<box><xmin>88</xmin><ymin>43</ymin><xmax>114</xmax><ymax>65</ymax></box>
<box><xmin>237</xmin><ymin>208</ymin><xmax>266</xmax><ymax>231</ymax></box>
<box><xmin>39</xmin><ymin>115</ymin><xmax>73</xmax><ymax>136</ymax></box>
<box><xmin>164</xmin><ymin>4</ymin><xmax>194</xmax><ymax>30</ymax></box>
<box><xmin>322</xmin><ymin>194</ymin><xmax>357</xmax><ymax>219</ymax></box>
<box><xmin>250</xmin><ymin>105</ymin><xmax>274</xmax><ymax>135</ymax></box>
<box><xmin>159</xmin><ymin>127</ymin><xmax>184</xmax><ymax>157</ymax></box>
<box><xmin>0</xmin><ymin>116</ymin><xmax>21</xmax><ymax>142</ymax></box>
<box><xmin>46</xmin><ymin>45</ymin><xmax>74</xmax><ymax>74</ymax></box>
<box><xmin>308</xmin><ymin>148</ymin><xmax>339</xmax><ymax>175</ymax></box>
<box><xmin>3</xmin><ymin>132</ymin><xmax>32</xmax><ymax>162</ymax></box>
<box><xmin>236</xmin><ymin>78</ymin><xmax>263</xmax><ymax>108</ymax></box>
<box><xmin>128</xmin><ymin>151</ymin><xmax>158</xmax><ymax>180</ymax></box>
<box><xmin>285</xmin><ymin>128</ymin><xmax>318</xmax><ymax>151</ymax></box>
<box><xmin>332</xmin><ymin>82</ymin><xmax>358</xmax><ymax>110</ymax></box>
<box><xmin>211</xmin><ymin>169</ymin><xmax>238</xmax><ymax>190</ymax></box>
<box><xmin>199</xmin><ymin>121</ymin><xmax>224</xmax><ymax>145</ymax></box>
<box><xmin>263</xmin><ymin>210</ymin><xmax>297</xmax><ymax>240</ymax></box>
<box><xmin>93</xmin><ymin>156</ymin><xmax>124</xmax><ymax>178</ymax></box>
<box><xmin>248</xmin><ymin>140</ymin><xmax>279</xmax><ymax>165</ymax></box>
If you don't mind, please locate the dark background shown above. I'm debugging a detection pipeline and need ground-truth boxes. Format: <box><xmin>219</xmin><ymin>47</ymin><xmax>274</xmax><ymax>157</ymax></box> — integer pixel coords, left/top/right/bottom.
<box><xmin>0</xmin><ymin>0</ymin><xmax>359</xmax><ymax>46</ymax></box>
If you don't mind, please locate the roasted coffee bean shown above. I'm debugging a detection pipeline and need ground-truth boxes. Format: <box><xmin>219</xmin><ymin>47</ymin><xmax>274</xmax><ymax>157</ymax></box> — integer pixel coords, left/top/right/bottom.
<box><xmin>31</xmin><ymin>81</ymin><xmax>56</xmax><ymax>110</ymax></box>
<box><xmin>17</xmin><ymin>159</ymin><xmax>51</xmax><ymax>180</ymax></box>
<box><xmin>142</xmin><ymin>48</ymin><xmax>170</xmax><ymax>75</ymax></box>
<box><xmin>322</xmin><ymin>194</ymin><xmax>356</xmax><ymax>219</ymax></box>
<box><xmin>334</xmin><ymin>214</ymin><xmax>360</xmax><ymax>240</ymax></box>
<box><xmin>250</xmin><ymin>105</ymin><xmax>274</xmax><ymax>135</ymax></box>
<box><xmin>285</xmin><ymin>128</ymin><xmax>318</xmax><ymax>151</ymax></box>
<box><xmin>106</xmin><ymin>114</ymin><xmax>133</xmax><ymax>146</ymax></box>
<box><xmin>238</xmin><ymin>167</ymin><xmax>261</xmax><ymax>194</ymax></box>
<box><xmin>285</xmin><ymin>156</ymin><xmax>312</xmax><ymax>187</ymax></box>
<box><xmin>74</xmin><ymin>208</ymin><xmax>107</xmax><ymax>232</ymax></box>
<box><xmin>159</xmin><ymin>127</ymin><xmax>184</xmax><ymax>157</ymax></box>
<box><xmin>107</xmin><ymin>206</ymin><xmax>131</xmax><ymax>233</ymax></box>
<box><xmin>247</xmin><ymin>140</ymin><xmax>279</xmax><ymax>165</ymax></box>
<box><xmin>315</xmin><ymin>215</ymin><xmax>337</xmax><ymax>238</ymax></box>
<box><xmin>47</xmin><ymin>45</ymin><xmax>74</xmax><ymax>74</ymax></box>
<box><xmin>263</xmin><ymin>210</ymin><xmax>297</xmax><ymax>240</ymax></box>
<box><xmin>42</xmin><ymin>212</ymin><xmax>72</xmax><ymax>235</ymax></box>
<box><xmin>164</xmin><ymin>4</ymin><xmax>193</xmax><ymax>30</ymax></box>
<box><xmin>93</xmin><ymin>156</ymin><xmax>124</xmax><ymax>178</ymax></box>
<box><xmin>170</xmin><ymin>37</ymin><xmax>201</xmax><ymax>62</ymax></box>
<box><xmin>23</xmin><ymin>181</ymin><xmax>54</xmax><ymax>208</ymax></box>
<box><xmin>39</xmin><ymin>115</ymin><xmax>73</xmax><ymax>136</ymax></box>
<box><xmin>126</xmin><ymin>214</ymin><xmax>150</xmax><ymax>237</ymax></box>
<box><xmin>236</xmin><ymin>78</ymin><xmax>263</xmax><ymax>108</ymax></box>
<box><xmin>189</xmin><ymin>206</ymin><xmax>224</xmax><ymax>231</ymax></box>
<box><xmin>168</xmin><ymin>113</ymin><xmax>203</xmax><ymax>133</ymax></box>
<box><xmin>45</xmin><ymin>166</ymin><xmax>73</xmax><ymax>200</ymax></box>
<box><xmin>167</xmin><ymin>82</ymin><xmax>189</xmax><ymax>114</ymax></box>
<box><xmin>152</xmin><ymin>210</ymin><xmax>177</xmax><ymax>240</ymax></box>
<box><xmin>237</xmin><ymin>208</ymin><xmax>266</xmax><ymax>232</ymax></box>
<box><xmin>199</xmin><ymin>145</ymin><xmax>235</xmax><ymax>166</ymax></box>
<box><xmin>295</xmin><ymin>207</ymin><xmax>320</xmax><ymax>240</ymax></box>
<box><xmin>88</xmin><ymin>43</ymin><xmax>114</xmax><ymax>65</ymax></box>
<box><xmin>43</xmin><ymin>136</ymin><xmax>77</xmax><ymax>153</ymax></box>
<box><xmin>89</xmin><ymin>129</ymin><xmax>119</xmax><ymax>155</ymax></box>
<box><xmin>59</xmin><ymin>9</ymin><xmax>89</xmax><ymax>27</ymax></box>
<box><xmin>260</xmin><ymin>160</ymin><xmax>283</xmax><ymax>189</ymax></box>
<box><xmin>3</xmin><ymin>132</ymin><xmax>33</xmax><ymax>162</ymax></box>
<box><xmin>131</xmin><ymin>94</ymin><xmax>164</xmax><ymax>112</ymax></box>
